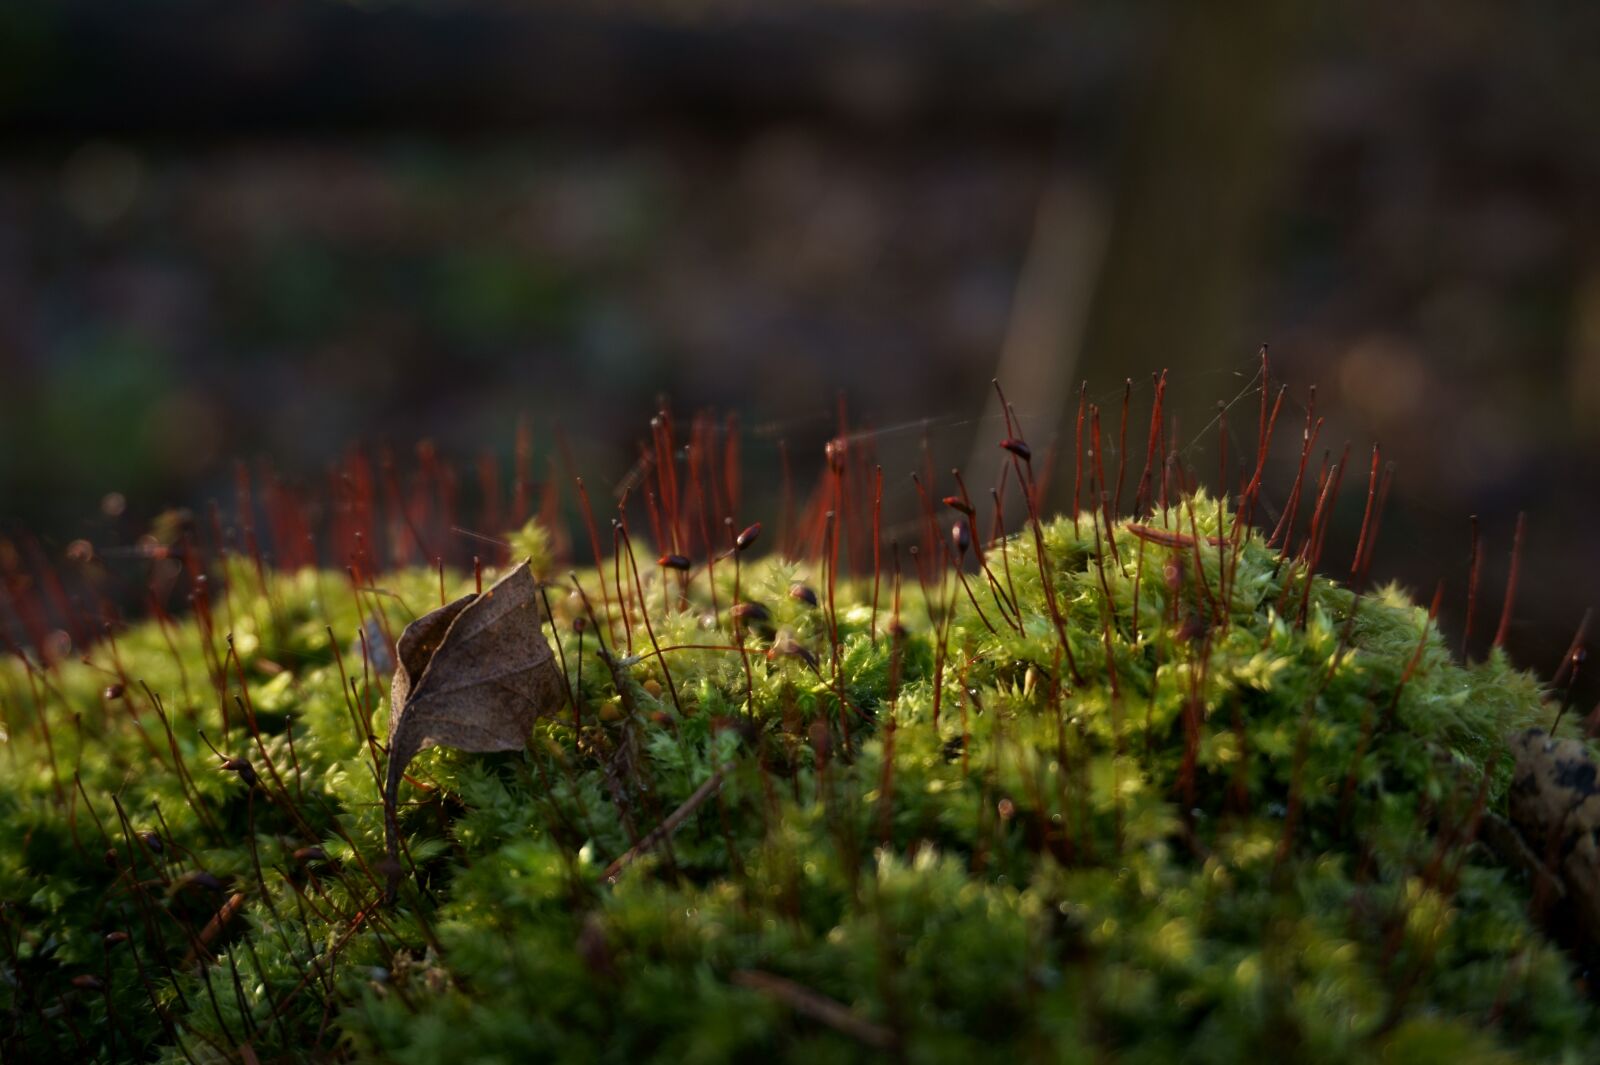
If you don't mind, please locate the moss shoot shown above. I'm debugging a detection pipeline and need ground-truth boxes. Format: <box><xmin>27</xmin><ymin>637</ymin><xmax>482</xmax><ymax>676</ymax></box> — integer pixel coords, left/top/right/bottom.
<box><xmin>1</xmin><ymin>492</ymin><xmax>1595</xmax><ymax>1063</ymax></box>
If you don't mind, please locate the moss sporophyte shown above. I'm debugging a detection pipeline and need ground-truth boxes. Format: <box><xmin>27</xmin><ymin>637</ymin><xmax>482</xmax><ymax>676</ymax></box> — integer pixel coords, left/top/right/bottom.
<box><xmin>4</xmin><ymin>369</ymin><xmax>1599</xmax><ymax>1062</ymax></box>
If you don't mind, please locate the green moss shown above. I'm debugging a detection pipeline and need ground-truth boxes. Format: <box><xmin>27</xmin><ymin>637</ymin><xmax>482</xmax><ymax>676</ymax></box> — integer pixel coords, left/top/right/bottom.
<box><xmin>1</xmin><ymin>496</ymin><xmax>1595</xmax><ymax>1062</ymax></box>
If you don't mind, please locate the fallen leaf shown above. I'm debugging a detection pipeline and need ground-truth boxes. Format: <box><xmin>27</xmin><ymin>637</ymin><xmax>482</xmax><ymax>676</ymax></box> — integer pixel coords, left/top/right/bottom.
<box><xmin>383</xmin><ymin>560</ymin><xmax>564</xmax><ymax>897</ymax></box>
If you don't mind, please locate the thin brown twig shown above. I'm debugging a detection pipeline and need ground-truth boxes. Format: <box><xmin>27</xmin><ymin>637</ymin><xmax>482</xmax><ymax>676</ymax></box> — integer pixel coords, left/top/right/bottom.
<box><xmin>731</xmin><ymin>969</ymin><xmax>896</xmax><ymax>1050</ymax></box>
<box><xmin>602</xmin><ymin>762</ymin><xmax>735</xmax><ymax>884</ymax></box>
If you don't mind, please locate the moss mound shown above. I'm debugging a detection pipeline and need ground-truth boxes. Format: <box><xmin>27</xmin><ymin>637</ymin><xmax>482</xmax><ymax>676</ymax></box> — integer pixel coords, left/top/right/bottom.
<box><xmin>2</xmin><ymin>496</ymin><xmax>1595</xmax><ymax>1062</ymax></box>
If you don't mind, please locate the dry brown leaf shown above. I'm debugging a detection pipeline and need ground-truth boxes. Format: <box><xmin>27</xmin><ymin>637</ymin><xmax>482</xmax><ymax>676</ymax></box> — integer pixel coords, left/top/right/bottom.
<box><xmin>382</xmin><ymin>560</ymin><xmax>565</xmax><ymax>897</ymax></box>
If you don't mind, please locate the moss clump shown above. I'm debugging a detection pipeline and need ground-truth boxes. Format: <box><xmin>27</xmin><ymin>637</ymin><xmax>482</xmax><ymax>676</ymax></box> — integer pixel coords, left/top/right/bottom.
<box><xmin>1</xmin><ymin>494</ymin><xmax>1594</xmax><ymax>1062</ymax></box>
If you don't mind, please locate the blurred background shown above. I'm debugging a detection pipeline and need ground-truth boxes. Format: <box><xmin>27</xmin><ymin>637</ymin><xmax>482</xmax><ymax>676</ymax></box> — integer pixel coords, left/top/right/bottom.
<box><xmin>0</xmin><ymin>1</ymin><xmax>1597</xmax><ymax>698</ymax></box>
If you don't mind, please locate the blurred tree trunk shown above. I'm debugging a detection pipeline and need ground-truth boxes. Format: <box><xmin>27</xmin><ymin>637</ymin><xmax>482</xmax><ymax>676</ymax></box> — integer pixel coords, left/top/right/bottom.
<box><xmin>1572</xmin><ymin>259</ymin><xmax>1600</xmax><ymax>437</ymax></box>
<box><xmin>1074</xmin><ymin>1</ymin><xmax>1306</xmax><ymax>465</ymax></box>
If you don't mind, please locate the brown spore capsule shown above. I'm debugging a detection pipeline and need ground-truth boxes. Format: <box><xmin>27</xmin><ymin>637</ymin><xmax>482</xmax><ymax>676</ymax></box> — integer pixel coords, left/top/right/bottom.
<box><xmin>769</xmin><ymin>633</ymin><xmax>818</xmax><ymax>669</ymax></box>
<box><xmin>731</xmin><ymin>601</ymin><xmax>773</xmax><ymax>631</ymax></box>
<box><xmin>221</xmin><ymin>757</ymin><xmax>259</xmax><ymax>789</ymax></box>
<box><xmin>951</xmin><ymin>521</ymin><xmax>971</xmax><ymax>557</ymax></box>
